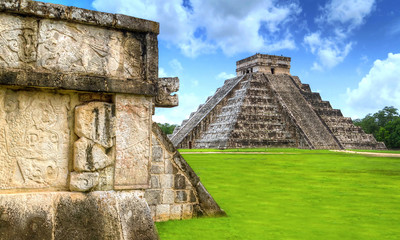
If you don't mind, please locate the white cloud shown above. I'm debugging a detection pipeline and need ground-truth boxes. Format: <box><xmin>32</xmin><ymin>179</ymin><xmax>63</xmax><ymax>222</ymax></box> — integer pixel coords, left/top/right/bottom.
<box><xmin>216</xmin><ymin>72</ymin><xmax>235</xmax><ymax>80</ymax></box>
<box><xmin>346</xmin><ymin>53</ymin><xmax>400</xmax><ymax>115</ymax></box>
<box><xmin>158</xmin><ymin>67</ymin><xmax>168</xmax><ymax>77</ymax></box>
<box><xmin>319</xmin><ymin>0</ymin><xmax>375</xmax><ymax>31</ymax></box>
<box><xmin>305</xmin><ymin>0</ymin><xmax>375</xmax><ymax>70</ymax></box>
<box><xmin>304</xmin><ymin>32</ymin><xmax>352</xmax><ymax>70</ymax></box>
<box><xmin>169</xmin><ymin>59</ymin><xmax>183</xmax><ymax>75</ymax></box>
<box><xmin>92</xmin><ymin>0</ymin><xmax>301</xmax><ymax>57</ymax></box>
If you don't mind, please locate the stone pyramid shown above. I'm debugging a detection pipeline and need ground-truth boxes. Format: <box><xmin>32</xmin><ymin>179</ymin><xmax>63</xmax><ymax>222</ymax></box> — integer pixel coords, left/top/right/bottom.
<box><xmin>170</xmin><ymin>54</ymin><xmax>386</xmax><ymax>150</ymax></box>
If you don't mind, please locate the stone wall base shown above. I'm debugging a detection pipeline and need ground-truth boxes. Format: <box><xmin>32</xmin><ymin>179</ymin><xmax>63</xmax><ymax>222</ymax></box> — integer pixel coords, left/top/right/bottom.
<box><xmin>0</xmin><ymin>191</ymin><xmax>159</xmax><ymax>240</ymax></box>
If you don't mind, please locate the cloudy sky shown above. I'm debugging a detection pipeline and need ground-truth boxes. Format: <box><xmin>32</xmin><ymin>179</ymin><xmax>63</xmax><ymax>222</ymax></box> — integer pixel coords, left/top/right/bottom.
<box><xmin>41</xmin><ymin>0</ymin><xmax>400</xmax><ymax>124</ymax></box>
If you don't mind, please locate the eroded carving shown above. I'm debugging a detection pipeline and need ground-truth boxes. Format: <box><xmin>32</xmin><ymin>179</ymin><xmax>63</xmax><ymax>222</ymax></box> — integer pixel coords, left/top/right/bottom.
<box><xmin>75</xmin><ymin>101</ymin><xmax>115</xmax><ymax>148</ymax></box>
<box><xmin>115</xmin><ymin>94</ymin><xmax>151</xmax><ymax>189</ymax></box>
<box><xmin>0</xmin><ymin>15</ymin><xmax>37</xmax><ymax>68</ymax></box>
<box><xmin>73</xmin><ymin>137</ymin><xmax>113</xmax><ymax>172</ymax></box>
<box><xmin>0</xmin><ymin>89</ymin><xmax>70</xmax><ymax>189</ymax></box>
<box><xmin>155</xmin><ymin>77</ymin><xmax>179</xmax><ymax>107</ymax></box>
<box><xmin>69</xmin><ymin>172</ymin><xmax>99</xmax><ymax>192</ymax></box>
<box><xmin>37</xmin><ymin>19</ymin><xmax>143</xmax><ymax>79</ymax></box>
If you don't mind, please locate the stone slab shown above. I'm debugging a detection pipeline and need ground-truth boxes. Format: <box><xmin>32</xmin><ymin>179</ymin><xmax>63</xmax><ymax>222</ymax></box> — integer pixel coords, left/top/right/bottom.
<box><xmin>0</xmin><ymin>89</ymin><xmax>71</xmax><ymax>190</ymax></box>
<box><xmin>115</xmin><ymin>94</ymin><xmax>152</xmax><ymax>189</ymax></box>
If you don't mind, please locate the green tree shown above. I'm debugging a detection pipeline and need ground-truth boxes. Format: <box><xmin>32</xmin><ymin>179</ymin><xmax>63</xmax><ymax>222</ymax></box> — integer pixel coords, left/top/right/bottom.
<box><xmin>354</xmin><ymin>106</ymin><xmax>400</xmax><ymax>149</ymax></box>
<box><xmin>157</xmin><ymin>123</ymin><xmax>177</xmax><ymax>135</ymax></box>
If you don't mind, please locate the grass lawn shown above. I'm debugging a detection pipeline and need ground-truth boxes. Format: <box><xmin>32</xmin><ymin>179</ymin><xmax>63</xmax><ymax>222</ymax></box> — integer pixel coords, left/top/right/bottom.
<box><xmin>156</xmin><ymin>149</ymin><xmax>400</xmax><ymax>240</ymax></box>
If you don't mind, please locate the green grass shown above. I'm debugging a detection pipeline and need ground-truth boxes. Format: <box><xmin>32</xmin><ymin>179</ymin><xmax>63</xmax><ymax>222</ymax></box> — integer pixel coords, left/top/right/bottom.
<box><xmin>179</xmin><ymin>148</ymin><xmax>315</xmax><ymax>153</ymax></box>
<box><xmin>156</xmin><ymin>150</ymin><xmax>400</xmax><ymax>240</ymax></box>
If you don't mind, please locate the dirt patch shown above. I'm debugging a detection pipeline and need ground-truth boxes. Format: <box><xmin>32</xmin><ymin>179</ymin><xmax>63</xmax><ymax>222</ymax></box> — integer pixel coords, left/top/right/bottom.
<box><xmin>330</xmin><ymin>150</ymin><xmax>400</xmax><ymax>158</ymax></box>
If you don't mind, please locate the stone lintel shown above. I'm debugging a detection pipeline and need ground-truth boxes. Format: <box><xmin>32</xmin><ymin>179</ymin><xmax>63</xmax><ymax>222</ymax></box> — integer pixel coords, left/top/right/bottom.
<box><xmin>0</xmin><ymin>69</ymin><xmax>156</xmax><ymax>95</ymax></box>
<box><xmin>0</xmin><ymin>0</ymin><xmax>159</xmax><ymax>34</ymax></box>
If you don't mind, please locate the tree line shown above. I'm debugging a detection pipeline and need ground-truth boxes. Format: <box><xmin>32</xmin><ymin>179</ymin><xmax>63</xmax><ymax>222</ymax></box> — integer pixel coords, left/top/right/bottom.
<box><xmin>354</xmin><ymin>106</ymin><xmax>400</xmax><ymax>149</ymax></box>
<box><xmin>157</xmin><ymin>123</ymin><xmax>178</xmax><ymax>135</ymax></box>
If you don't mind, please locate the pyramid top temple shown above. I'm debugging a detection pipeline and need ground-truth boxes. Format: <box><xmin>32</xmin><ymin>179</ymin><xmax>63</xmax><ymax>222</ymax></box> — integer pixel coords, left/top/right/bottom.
<box><xmin>236</xmin><ymin>53</ymin><xmax>291</xmax><ymax>76</ymax></box>
<box><xmin>170</xmin><ymin>54</ymin><xmax>386</xmax><ymax>150</ymax></box>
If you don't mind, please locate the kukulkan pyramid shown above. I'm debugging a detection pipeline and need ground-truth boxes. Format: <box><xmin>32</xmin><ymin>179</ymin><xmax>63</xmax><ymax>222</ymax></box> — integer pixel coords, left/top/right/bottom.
<box><xmin>170</xmin><ymin>54</ymin><xmax>386</xmax><ymax>150</ymax></box>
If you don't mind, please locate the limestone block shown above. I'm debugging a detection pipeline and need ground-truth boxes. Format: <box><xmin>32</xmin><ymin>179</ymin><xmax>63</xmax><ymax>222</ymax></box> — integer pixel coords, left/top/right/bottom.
<box><xmin>0</xmin><ymin>192</ymin><xmax>54</xmax><ymax>239</ymax></box>
<box><xmin>170</xmin><ymin>204</ymin><xmax>182</xmax><ymax>220</ymax></box>
<box><xmin>160</xmin><ymin>174</ymin><xmax>174</xmax><ymax>189</ymax></box>
<box><xmin>69</xmin><ymin>172</ymin><xmax>99</xmax><ymax>192</ymax></box>
<box><xmin>174</xmin><ymin>174</ymin><xmax>186</xmax><ymax>189</ymax></box>
<box><xmin>150</xmin><ymin>175</ymin><xmax>160</xmax><ymax>189</ymax></box>
<box><xmin>144</xmin><ymin>190</ymin><xmax>161</xmax><ymax>205</ymax></box>
<box><xmin>164</xmin><ymin>158</ymin><xmax>175</xmax><ymax>174</ymax></box>
<box><xmin>155</xmin><ymin>204</ymin><xmax>170</xmax><ymax>222</ymax></box>
<box><xmin>94</xmin><ymin>166</ymin><xmax>114</xmax><ymax>191</ymax></box>
<box><xmin>75</xmin><ymin>101</ymin><xmax>115</xmax><ymax>148</ymax></box>
<box><xmin>152</xmin><ymin>145</ymin><xmax>163</xmax><ymax>162</ymax></box>
<box><xmin>115</xmin><ymin>94</ymin><xmax>151</xmax><ymax>189</ymax></box>
<box><xmin>151</xmin><ymin>163</ymin><xmax>164</xmax><ymax>174</ymax></box>
<box><xmin>162</xmin><ymin>189</ymin><xmax>175</xmax><ymax>204</ymax></box>
<box><xmin>0</xmin><ymin>89</ymin><xmax>71</xmax><ymax>190</ymax></box>
<box><xmin>190</xmin><ymin>190</ymin><xmax>197</xmax><ymax>203</ymax></box>
<box><xmin>175</xmin><ymin>190</ymin><xmax>188</xmax><ymax>203</ymax></box>
<box><xmin>182</xmin><ymin>204</ymin><xmax>193</xmax><ymax>220</ymax></box>
<box><xmin>74</xmin><ymin>137</ymin><xmax>113</xmax><ymax>172</ymax></box>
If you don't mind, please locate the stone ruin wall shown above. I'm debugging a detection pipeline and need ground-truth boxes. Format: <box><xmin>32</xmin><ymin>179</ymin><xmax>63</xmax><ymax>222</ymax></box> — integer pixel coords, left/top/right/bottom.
<box><xmin>0</xmin><ymin>1</ymin><xmax>224</xmax><ymax>239</ymax></box>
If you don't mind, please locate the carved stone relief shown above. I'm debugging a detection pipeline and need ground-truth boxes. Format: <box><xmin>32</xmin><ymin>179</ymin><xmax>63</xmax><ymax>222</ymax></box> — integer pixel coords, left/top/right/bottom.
<box><xmin>155</xmin><ymin>77</ymin><xmax>179</xmax><ymax>107</ymax></box>
<box><xmin>37</xmin><ymin>19</ymin><xmax>143</xmax><ymax>79</ymax></box>
<box><xmin>0</xmin><ymin>89</ymin><xmax>70</xmax><ymax>190</ymax></box>
<box><xmin>0</xmin><ymin>15</ymin><xmax>38</xmax><ymax>68</ymax></box>
<box><xmin>115</xmin><ymin>94</ymin><xmax>152</xmax><ymax>189</ymax></box>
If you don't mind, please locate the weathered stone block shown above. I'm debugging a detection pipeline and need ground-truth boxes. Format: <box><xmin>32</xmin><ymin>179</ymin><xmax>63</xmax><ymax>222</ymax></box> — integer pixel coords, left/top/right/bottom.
<box><xmin>115</xmin><ymin>94</ymin><xmax>151</xmax><ymax>190</ymax></box>
<box><xmin>75</xmin><ymin>102</ymin><xmax>115</xmax><ymax>148</ymax></box>
<box><xmin>69</xmin><ymin>172</ymin><xmax>99</xmax><ymax>192</ymax></box>
<box><xmin>74</xmin><ymin>137</ymin><xmax>113</xmax><ymax>172</ymax></box>
<box><xmin>152</xmin><ymin>145</ymin><xmax>163</xmax><ymax>162</ymax></box>
<box><xmin>155</xmin><ymin>204</ymin><xmax>170</xmax><ymax>222</ymax></box>
<box><xmin>150</xmin><ymin>175</ymin><xmax>160</xmax><ymax>189</ymax></box>
<box><xmin>170</xmin><ymin>204</ymin><xmax>182</xmax><ymax>220</ymax></box>
<box><xmin>0</xmin><ymin>191</ymin><xmax>159</xmax><ymax>240</ymax></box>
<box><xmin>160</xmin><ymin>174</ymin><xmax>174</xmax><ymax>189</ymax></box>
<box><xmin>151</xmin><ymin>164</ymin><xmax>164</xmax><ymax>174</ymax></box>
<box><xmin>174</xmin><ymin>174</ymin><xmax>186</xmax><ymax>189</ymax></box>
<box><xmin>164</xmin><ymin>158</ymin><xmax>175</xmax><ymax>174</ymax></box>
<box><xmin>0</xmin><ymin>193</ymin><xmax>53</xmax><ymax>240</ymax></box>
<box><xmin>190</xmin><ymin>190</ymin><xmax>197</xmax><ymax>203</ymax></box>
<box><xmin>94</xmin><ymin>166</ymin><xmax>114</xmax><ymax>191</ymax></box>
<box><xmin>182</xmin><ymin>204</ymin><xmax>193</xmax><ymax>220</ymax></box>
<box><xmin>162</xmin><ymin>189</ymin><xmax>174</xmax><ymax>204</ymax></box>
<box><xmin>175</xmin><ymin>190</ymin><xmax>188</xmax><ymax>203</ymax></box>
<box><xmin>144</xmin><ymin>190</ymin><xmax>161</xmax><ymax>205</ymax></box>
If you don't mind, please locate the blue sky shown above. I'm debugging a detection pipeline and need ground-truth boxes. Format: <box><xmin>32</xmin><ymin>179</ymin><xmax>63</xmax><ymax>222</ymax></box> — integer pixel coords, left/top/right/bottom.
<box><xmin>39</xmin><ymin>0</ymin><xmax>400</xmax><ymax>124</ymax></box>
